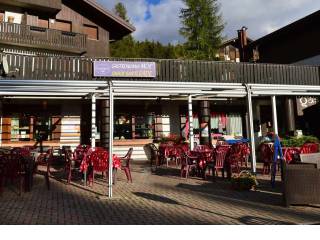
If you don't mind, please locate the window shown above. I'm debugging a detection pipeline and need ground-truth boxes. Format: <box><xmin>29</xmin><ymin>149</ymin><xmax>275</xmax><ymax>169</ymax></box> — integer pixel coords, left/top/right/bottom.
<box><xmin>134</xmin><ymin>114</ymin><xmax>154</xmax><ymax>139</ymax></box>
<box><xmin>38</xmin><ymin>18</ymin><xmax>49</xmax><ymax>28</ymax></box>
<box><xmin>11</xmin><ymin>117</ymin><xmax>31</xmax><ymax>141</ymax></box>
<box><xmin>114</xmin><ymin>113</ymin><xmax>155</xmax><ymax>139</ymax></box>
<box><xmin>114</xmin><ymin>114</ymin><xmax>132</xmax><ymax>140</ymax></box>
<box><xmin>5</xmin><ymin>11</ymin><xmax>23</xmax><ymax>24</ymax></box>
<box><xmin>51</xmin><ymin>19</ymin><xmax>72</xmax><ymax>32</ymax></box>
<box><xmin>83</xmin><ymin>24</ymin><xmax>98</xmax><ymax>40</ymax></box>
<box><xmin>33</xmin><ymin>117</ymin><xmax>52</xmax><ymax>141</ymax></box>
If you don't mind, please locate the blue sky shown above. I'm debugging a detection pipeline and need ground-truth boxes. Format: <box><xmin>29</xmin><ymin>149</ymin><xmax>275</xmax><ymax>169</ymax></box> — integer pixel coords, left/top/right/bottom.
<box><xmin>98</xmin><ymin>0</ymin><xmax>320</xmax><ymax>44</ymax></box>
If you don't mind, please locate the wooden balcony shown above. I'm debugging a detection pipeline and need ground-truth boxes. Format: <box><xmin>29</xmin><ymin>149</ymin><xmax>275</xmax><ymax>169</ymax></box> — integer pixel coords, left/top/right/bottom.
<box><xmin>1</xmin><ymin>53</ymin><xmax>319</xmax><ymax>86</ymax></box>
<box><xmin>0</xmin><ymin>22</ymin><xmax>87</xmax><ymax>54</ymax></box>
<box><xmin>0</xmin><ymin>0</ymin><xmax>61</xmax><ymax>16</ymax></box>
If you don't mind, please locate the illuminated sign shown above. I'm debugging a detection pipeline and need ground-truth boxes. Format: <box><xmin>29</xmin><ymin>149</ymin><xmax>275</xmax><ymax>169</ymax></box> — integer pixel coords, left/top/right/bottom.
<box><xmin>93</xmin><ymin>61</ymin><xmax>156</xmax><ymax>78</ymax></box>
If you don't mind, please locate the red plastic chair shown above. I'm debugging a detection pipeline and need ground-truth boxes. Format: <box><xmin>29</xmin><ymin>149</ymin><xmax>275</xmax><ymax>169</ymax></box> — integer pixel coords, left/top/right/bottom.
<box><xmin>227</xmin><ymin>143</ymin><xmax>244</xmax><ymax>176</ymax></box>
<box><xmin>259</xmin><ymin>144</ymin><xmax>273</xmax><ymax>175</ymax></box>
<box><xmin>88</xmin><ymin>149</ymin><xmax>108</xmax><ymax>186</ymax></box>
<box><xmin>180</xmin><ymin>148</ymin><xmax>198</xmax><ymax>179</ymax></box>
<box><xmin>209</xmin><ymin>145</ymin><xmax>230</xmax><ymax>180</ymax></box>
<box><xmin>162</xmin><ymin>145</ymin><xmax>179</xmax><ymax>167</ymax></box>
<box><xmin>5</xmin><ymin>150</ymin><xmax>29</xmax><ymax>195</ymax></box>
<box><xmin>119</xmin><ymin>148</ymin><xmax>133</xmax><ymax>183</ymax></box>
<box><xmin>283</xmin><ymin>147</ymin><xmax>300</xmax><ymax>164</ymax></box>
<box><xmin>36</xmin><ymin>148</ymin><xmax>53</xmax><ymax>190</ymax></box>
<box><xmin>0</xmin><ymin>153</ymin><xmax>8</xmax><ymax>195</ymax></box>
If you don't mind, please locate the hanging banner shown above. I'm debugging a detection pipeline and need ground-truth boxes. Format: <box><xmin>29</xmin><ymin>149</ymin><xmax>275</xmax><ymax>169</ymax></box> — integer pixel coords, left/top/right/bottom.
<box><xmin>93</xmin><ymin>61</ymin><xmax>156</xmax><ymax>78</ymax></box>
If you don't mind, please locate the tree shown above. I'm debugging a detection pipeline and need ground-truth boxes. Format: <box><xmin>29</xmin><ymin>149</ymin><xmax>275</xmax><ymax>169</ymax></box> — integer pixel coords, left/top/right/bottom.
<box><xmin>180</xmin><ymin>0</ymin><xmax>224</xmax><ymax>60</ymax></box>
<box><xmin>114</xmin><ymin>2</ymin><xmax>129</xmax><ymax>22</ymax></box>
<box><xmin>110</xmin><ymin>2</ymin><xmax>137</xmax><ymax>58</ymax></box>
<box><xmin>110</xmin><ymin>2</ymin><xmax>181</xmax><ymax>59</ymax></box>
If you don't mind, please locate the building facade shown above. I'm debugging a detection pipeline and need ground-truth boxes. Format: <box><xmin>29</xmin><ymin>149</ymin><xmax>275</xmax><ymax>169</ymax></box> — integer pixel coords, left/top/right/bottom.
<box><xmin>0</xmin><ymin>0</ymin><xmax>135</xmax><ymax>57</ymax></box>
<box><xmin>1</xmin><ymin>2</ymin><xmax>320</xmax><ymax>164</ymax></box>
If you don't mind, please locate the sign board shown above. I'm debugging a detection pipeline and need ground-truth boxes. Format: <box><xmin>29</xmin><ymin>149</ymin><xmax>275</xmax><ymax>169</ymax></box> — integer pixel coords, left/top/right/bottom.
<box><xmin>93</xmin><ymin>61</ymin><xmax>156</xmax><ymax>78</ymax></box>
<box><xmin>296</xmin><ymin>97</ymin><xmax>318</xmax><ymax>116</ymax></box>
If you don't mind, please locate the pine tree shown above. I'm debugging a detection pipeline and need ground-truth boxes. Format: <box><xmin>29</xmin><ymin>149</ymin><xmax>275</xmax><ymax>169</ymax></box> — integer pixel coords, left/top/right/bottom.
<box><xmin>114</xmin><ymin>2</ymin><xmax>129</xmax><ymax>22</ymax></box>
<box><xmin>110</xmin><ymin>2</ymin><xmax>137</xmax><ymax>58</ymax></box>
<box><xmin>180</xmin><ymin>0</ymin><xmax>224</xmax><ymax>60</ymax></box>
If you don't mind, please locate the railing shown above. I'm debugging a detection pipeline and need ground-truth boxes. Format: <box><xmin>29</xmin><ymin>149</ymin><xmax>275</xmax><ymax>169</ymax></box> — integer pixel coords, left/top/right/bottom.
<box><xmin>1</xmin><ymin>53</ymin><xmax>319</xmax><ymax>86</ymax></box>
<box><xmin>0</xmin><ymin>22</ymin><xmax>87</xmax><ymax>54</ymax></box>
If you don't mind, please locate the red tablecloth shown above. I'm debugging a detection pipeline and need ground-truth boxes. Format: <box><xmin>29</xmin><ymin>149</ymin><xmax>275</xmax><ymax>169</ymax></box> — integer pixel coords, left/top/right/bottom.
<box><xmin>282</xmin><ymin>147</ymin><xmax>300</xmax><ymax>163</ymax></box>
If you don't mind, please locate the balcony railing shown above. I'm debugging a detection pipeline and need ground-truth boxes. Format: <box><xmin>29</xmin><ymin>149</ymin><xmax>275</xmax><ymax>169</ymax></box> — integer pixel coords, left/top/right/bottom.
<box><xmin>0</xmin><ymin>22</ymin><xmax>87</xmax><ymax>54</ymax></box>
<box><xmin>1</xmin><ymin>53</ymin><xmax>319</xmax><ymax>86</ymax></box>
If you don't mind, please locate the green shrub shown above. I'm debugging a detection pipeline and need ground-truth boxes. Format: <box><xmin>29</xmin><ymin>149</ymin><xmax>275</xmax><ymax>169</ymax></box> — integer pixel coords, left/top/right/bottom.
<box><xmin>281</xmin><ymin>135</ymin><xmax>319</xmax><ymax>147</ymax></box>
<box><xmin>231</xmin><ymin>171</ymin><xmax>258</xmax><ymax>191</ymax></box>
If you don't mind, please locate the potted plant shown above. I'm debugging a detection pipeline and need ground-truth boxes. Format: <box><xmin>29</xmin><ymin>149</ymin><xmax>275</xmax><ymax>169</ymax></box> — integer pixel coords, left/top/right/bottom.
<box><xmin>281</xmin><ymin>135</ymin><xmax>319</xmax><ymax>147</ymax></box>
<box><xmin>231</xmin><ymin>171</ymin><xmax>258</xmax><ymax>191</ymax></box>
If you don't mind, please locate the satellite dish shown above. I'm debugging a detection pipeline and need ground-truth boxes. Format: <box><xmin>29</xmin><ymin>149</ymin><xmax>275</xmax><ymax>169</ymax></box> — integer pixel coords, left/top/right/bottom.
<box><xmin>2</xmin><ymin>56</ymin><xmax>9</xmax><ymax>75</ymax></box>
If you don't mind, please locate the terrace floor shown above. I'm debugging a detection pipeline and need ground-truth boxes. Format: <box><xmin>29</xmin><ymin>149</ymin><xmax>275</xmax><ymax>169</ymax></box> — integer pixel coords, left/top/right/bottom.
<box><xmin>1</xmin><ymin>163</ymin><xmax>320</xmax><ymax>225</ymax></box>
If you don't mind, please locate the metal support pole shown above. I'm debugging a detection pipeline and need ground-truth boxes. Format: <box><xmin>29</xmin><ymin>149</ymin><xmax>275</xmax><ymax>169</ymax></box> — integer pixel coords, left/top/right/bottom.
<box><xmin>91</xmin><ymin>94</ymin><xmax>96</xmax><ymax>149</ymax></box>
<box><xmin>188</xmin><ymin>95</ymin><xmax>194</xmax><ymax>150</ymax></box>
<box><xmin>108</xmin><ymin>83</ymin><xmax>114</xmax><ymax>198</ymax></box>
<box><xmin>271</xmin><ymin>96</ymin><xmax>279</xmax><ymax>136</ymax></box>
<box><xmin>246</xmin><ymin>86</ymin><xmax>257</xmax><ymax>174</ymax></box>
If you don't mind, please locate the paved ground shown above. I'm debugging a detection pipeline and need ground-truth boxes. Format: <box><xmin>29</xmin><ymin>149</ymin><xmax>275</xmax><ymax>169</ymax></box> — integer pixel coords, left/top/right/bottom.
<box><xmin>1</xmin><ymin>163</ymin><xmax>320</xmax><ymax>225</ymax></box>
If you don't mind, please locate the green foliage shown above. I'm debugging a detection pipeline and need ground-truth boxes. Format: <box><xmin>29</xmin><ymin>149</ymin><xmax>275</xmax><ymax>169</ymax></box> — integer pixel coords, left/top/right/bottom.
<box><xmin>114</xmin><ymin>2</ymin><xmax>129</xmax><ymax>22</ymax></box>
<box><xmin>179</xmin><ymin>0</ymin><xmax>224</xmax><ymax>60</ymax></box>
<box><xmin>231</xmin><ymin>171</ymin><xmax>258</xmax><ymax>191</ymax></box>
<box><xmin>111</xmin><ymin>1</ymin><xmax>224</xmax><ymax>60</ymax></box>
<box><xmin>281</xmin><ymin>135</ymin><xmax>319</xmax><ymax>147</ymax></box>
